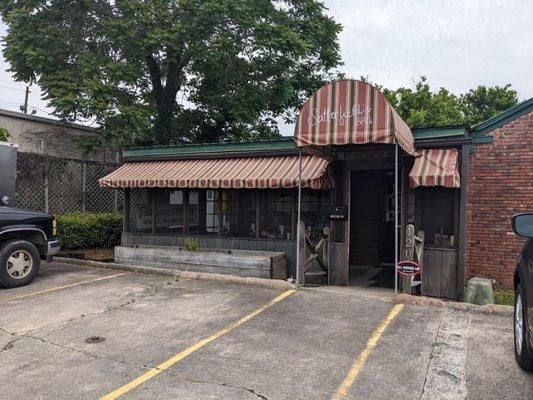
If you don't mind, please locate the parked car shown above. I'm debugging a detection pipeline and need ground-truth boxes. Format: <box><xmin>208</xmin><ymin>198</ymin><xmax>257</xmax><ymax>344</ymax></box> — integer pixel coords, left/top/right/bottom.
<box><xmin>0</xmin><ymin>207</ymin><xmax>60</xmax><ymax>288</ymax></box>
<box><xmin>512</xmin><ymin>212</ymin><xmax>533</xmax><ymax>371</ymax></box>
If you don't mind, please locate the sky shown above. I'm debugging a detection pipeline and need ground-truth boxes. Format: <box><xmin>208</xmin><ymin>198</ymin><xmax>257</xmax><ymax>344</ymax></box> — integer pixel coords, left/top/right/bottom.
<box><xmin>1</xmin><ymin>0</ymin><xmax>532</xmax><ymax>135</ymax></box>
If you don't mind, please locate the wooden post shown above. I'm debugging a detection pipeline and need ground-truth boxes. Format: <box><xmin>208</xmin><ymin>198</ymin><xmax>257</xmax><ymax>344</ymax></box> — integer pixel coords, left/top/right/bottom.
<box><xmin>401</xmin><ymin>224</ymin><xmax>415</xmax><ymax>294</ymax></box>
<box><xmin>457</xmin><ymin>144</ymin><xmax>469</xmax><ymax>300</ymax></box>
<box><xmin>324</xmin><ymin>226</ymin><xmax>331</xmax><ymax>285</ymax></box>
<box><xmin>183</xmin><ymin>190</ymin><xmax>189</xmax><ymax>235</ymax></box>
<box><xmin>255</xmin><ymin>190</ymin><xmax>260</xmax><ymax>240</ymax></box>
<box><xmin>151</xmin><ymin>189</ymin><xmax>156</xmax><ymax>234</ymax></box>
<box><xmin>123</xmin><ymin>188</ymin><xmax>130</xmax><ymax>233</ymax></box>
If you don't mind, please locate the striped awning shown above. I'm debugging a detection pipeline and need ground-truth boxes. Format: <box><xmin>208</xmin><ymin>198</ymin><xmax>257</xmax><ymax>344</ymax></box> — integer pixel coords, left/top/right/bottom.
<box><xmin>99</xmin><ymin>155</ymin><xmax>332</xmax><ymax>189</ymax></box>
<box><xmin>409</xmin><ymin>148</ymin><xmax>460</xmax><ymax>188</ymax></box>
<box><xmin>295</xmin><ymin>80</ymin><xmax>417</xmax><ymax>156</ymax></box>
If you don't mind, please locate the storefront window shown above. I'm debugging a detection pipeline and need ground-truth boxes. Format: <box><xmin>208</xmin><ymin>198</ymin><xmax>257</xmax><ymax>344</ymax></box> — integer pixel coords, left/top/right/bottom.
<box><xmin>301</xmin><ymin>189</ymin><xmax>331</xmax><ymax>241</ymax></box>
<box><xmin>186</xmin><ymin>189</ymin><xmax>216</xmax><ymax>235</ymax></box>
<box><xmin>259</xmin><ymin>190</ymin><xmax>293</xmax><ymax>240</ymax></box>
<box><xmin>220</xmin><ymin>190</ymin><xmax>256</xmax><ymax>237</ymax></box>
<box><xmin>128</xmin><ymin>189</ymin><xmax>152</xmax><ymax>233</ymax></box>
<box><xmin>155</xmin><ymin>189</ymin><xmax>183</xmax><ymax>233</ymax></box>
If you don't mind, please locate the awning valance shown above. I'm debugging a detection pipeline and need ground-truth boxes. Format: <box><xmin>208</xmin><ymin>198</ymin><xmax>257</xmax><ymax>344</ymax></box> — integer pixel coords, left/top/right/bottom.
<box><xmin>295</xmin><ymin>79</ymin><xmax>417</xmax><ymax>156</ymax></box>
<box><xmin>99</xmin><ymin>155</ymin><xmax>331</xmax><ymax>190</ymax></box>
<box><xmin>409</xmin><ymin>148</ymin><xmax>460</xmax><ymax>188</ymax></box>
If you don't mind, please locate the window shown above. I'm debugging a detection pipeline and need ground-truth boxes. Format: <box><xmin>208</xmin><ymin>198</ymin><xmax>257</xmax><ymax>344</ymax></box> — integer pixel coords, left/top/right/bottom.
<box><xmin>220</xmin><ymin>190</ymin><xmax>256</xmax><ymax>237</ymax></box>
<box><xmin>127</xmin><ymin>189</ymin><xmax>152</xmax><ymax>233</ymax></box>
<box><xmin>419</xmin><ymin>187</ymin><xmax>457</xmax><ymax>248</ymax></box>
<box><xmin>301</xmin><ymin>189</ymin><xmax>331</xmax><ymax>241</ymax></box>
<box><xmin>259</xmin><ymin>190</ymin><xmax>293</xmax><ymax>240</ymax></box>
<box><xmin>155</xmin><ymin>189</ymin><xmax>183</xmax><ymax>233</ymax></box>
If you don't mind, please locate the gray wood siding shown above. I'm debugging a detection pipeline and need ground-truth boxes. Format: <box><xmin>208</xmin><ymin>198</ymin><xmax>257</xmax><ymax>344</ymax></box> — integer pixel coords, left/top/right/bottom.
<box><xmin>421</xmin><ymin>248</ymin><xmax>458</xmax><ymax>299</ymax></box>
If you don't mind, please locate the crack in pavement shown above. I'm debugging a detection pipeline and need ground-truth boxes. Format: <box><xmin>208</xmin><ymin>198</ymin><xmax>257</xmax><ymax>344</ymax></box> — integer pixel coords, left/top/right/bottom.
<box><xmin>187</xmin><ymin>378</ymin><xmax>268</xmax><ymax>400</ymax></box>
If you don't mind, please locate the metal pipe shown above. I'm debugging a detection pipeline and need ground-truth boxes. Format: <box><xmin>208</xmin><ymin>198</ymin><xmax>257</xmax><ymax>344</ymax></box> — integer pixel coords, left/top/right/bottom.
<box><xmin>394</xmin><ymin>144</ymin><xmax>399</xmax><ymax>295</ymax></box>
<box><xmin>295</xmin><ymin>148</ymin><xmax>303</xmax><ymax>286</ymax></box>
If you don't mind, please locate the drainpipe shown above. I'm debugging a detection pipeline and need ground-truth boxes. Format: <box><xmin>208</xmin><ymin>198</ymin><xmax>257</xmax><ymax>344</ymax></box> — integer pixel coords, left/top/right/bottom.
<box><xmin>295</xmin><ymin>148</ymin><xmax>303</xmax><ymax>286</ymax></box>
<box><xmin>394</xmin><ymin>144</ymin><xmax>399</xmax><ymax>295</ymax></box>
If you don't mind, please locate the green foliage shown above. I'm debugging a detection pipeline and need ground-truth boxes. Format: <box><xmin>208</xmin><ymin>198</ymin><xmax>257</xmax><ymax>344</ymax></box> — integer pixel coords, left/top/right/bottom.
<box><xmin>183</xmin><ymin>237</ymin><xmax>200</xmax><ymax>252</ymax></box>
<box><xmin>1</xmin><ymin>0</ymin><xmax>342</xmax><ymax>146</ymax></box>
<box><xmin>381</xmin><ymin>76</ymin><xmax>519</xmax><ymax>129</ymax></box>
<box><xmin>0</xmin><ymin>127</ymin><xmax>10</xmax><ymax>141</ymax></box>
<box><xmin>56</xmin><ymin>212</ymin><xmax>122</xmax><ymax>250</ymax></box>
<box><xmin>494</xmin><ymin>289</ymin><xmax>514</xmax><ymax>306</ymax></box>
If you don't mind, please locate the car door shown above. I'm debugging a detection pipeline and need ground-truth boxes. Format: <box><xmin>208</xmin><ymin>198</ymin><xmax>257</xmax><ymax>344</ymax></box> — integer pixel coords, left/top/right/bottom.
<box><xmin>527</xmin><ymin>240</ymin><xmax>533</xmax><ymax>338</ymax></box>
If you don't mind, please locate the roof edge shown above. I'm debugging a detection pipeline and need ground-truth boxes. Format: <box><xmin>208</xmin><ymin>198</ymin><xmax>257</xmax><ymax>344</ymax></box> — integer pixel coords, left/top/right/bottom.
<box><xmin>471</xmin><ymin>97</ymin><xmax>533</xmax><ymax>137</ymax></box>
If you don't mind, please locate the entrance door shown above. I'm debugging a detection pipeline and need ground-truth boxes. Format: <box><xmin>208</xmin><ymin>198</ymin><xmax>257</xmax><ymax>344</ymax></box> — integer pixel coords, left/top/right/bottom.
<box><xmin>349</xmin><ymin>170</ymin><xmax>397</xmax><ymax>267</ymax></box>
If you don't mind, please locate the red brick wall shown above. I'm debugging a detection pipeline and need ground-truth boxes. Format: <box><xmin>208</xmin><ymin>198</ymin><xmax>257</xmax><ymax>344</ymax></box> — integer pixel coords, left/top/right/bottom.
<box><xmin>466</xmin><ymin>111</ymin><xmax>533</xmax><ymax>287</ymax></box>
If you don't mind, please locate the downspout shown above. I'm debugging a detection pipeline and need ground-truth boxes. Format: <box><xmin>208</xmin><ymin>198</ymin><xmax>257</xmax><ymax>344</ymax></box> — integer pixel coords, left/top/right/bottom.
<box><xmin>394</xmin><ymin>144</ymin><xmax>399</xmax><ymax>295</ymax></box>
<box><xmin>295</xmin><ymin>148</ymin><xmax>303</xmax><ymax>286</ymax></box>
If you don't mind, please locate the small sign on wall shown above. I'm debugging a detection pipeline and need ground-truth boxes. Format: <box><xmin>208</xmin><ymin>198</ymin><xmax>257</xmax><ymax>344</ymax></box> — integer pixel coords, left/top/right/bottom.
<box><xmin>328</xmin><ymin>206</ymin><xmax>348</xmax><ymax>221</ymax></box>
<box><xmin>396</xmin><ymin>260</ymin><xmax>421</xmax><ymax>276</ymax></box>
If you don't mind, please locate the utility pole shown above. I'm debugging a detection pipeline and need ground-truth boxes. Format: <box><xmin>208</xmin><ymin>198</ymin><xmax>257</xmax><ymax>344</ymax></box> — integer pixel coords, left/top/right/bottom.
<box><xmin>20</xmin><ymin>86</ymin><xmax>30</xmax><ymax>114</ymax></box>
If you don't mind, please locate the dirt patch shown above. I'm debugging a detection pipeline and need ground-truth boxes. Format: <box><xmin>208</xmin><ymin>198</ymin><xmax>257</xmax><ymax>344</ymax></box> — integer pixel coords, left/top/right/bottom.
<box><xmin>57</xmin><ymin>248</ymin><xmax>114</xmax><ymax>262</ymax></box>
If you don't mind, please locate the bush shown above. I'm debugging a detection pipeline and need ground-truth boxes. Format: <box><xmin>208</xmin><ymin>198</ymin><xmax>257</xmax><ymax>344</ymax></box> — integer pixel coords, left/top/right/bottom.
<box><xmin>56</xmin><ymin>212</ymin><xmax>122</xmax><ymax>250</ymax></box>
<box><xmin>184</xmin><ymin>237</ymin><xmax>200</xmax><ymax>252</ymax></box>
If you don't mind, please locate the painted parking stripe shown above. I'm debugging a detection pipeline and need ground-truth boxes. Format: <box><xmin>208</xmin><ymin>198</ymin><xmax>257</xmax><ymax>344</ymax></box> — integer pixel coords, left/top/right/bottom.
<box><xmin>331</xmin><ymin>304</ymin><xmax>404</xmax><ymax>400</ymax></box>
<box><xmin>1</xmin><ymin>273</ymin><xmax>129</xmax><ymax>302</ymax></box>
<box><xmin>100</xmin><ymin>289</ymin><xmax>296</xmax><ymax>400</ymax></box>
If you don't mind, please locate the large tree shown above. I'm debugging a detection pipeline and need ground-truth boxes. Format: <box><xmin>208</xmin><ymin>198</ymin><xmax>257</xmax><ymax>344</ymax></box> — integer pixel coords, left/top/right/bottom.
<box><xmin>380</xmin><ymin>76</ymin><xmax>519</xmax><ymax>129</ymax></box>
<box><xmin>1</xmin><ymin>0</ymin><xmax>342</xmax><ymax>146</ymax></box>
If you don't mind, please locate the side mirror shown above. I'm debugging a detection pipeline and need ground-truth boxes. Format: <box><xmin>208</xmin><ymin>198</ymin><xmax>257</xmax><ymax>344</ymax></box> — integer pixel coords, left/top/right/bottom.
<box><xmin>512</xmin><ymin>213</ymin><xmax>533</xmax><ymax>238</ymax></box>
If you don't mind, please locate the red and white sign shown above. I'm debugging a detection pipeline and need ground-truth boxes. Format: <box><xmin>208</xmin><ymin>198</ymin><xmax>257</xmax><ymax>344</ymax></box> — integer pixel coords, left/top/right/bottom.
<box><xmin>396</xmin><ymin>260</ymin><xmax>421</xmax><ymax>276</ymax></box>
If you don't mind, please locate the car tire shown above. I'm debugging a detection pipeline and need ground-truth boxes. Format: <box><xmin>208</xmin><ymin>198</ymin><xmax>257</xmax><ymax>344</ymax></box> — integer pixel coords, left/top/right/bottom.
<box><xmin>0</xmin><ymin>240</ymin><xmax>41</xmax><ymax>289</ymax></box>
<box><xmin>514</xmin><ymin>285</ymin><xmax>533</xmax><ymax>371</ymax></box>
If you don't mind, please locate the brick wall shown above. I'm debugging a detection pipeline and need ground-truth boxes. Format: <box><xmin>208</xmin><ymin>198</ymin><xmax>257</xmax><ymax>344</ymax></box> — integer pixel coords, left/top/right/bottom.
<box><xmin>466</xmin><ymin>111</ymin><xmax>533</xmax><ymax>287</ymax></box>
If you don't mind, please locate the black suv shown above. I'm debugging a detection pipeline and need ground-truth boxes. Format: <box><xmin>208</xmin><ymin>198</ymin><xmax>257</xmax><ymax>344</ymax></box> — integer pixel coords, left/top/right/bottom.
<box><xmin>0</xmin><ymin>207</ymin><xmax>60</xmax><ymax>288</ymax></box>
<box><xmin>512</xmin><ymin>212</ymin><xmax>533</xmax><ymax>371</ymax></box>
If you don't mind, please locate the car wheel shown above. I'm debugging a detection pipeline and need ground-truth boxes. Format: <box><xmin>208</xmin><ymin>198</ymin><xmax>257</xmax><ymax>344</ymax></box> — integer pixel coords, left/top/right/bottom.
<box><xmin>514</xmin><ymin>285</ymin><xmax>533</xmax><ymax>371</ymax></box>
<box><xmin>0</xmin><ymin>240</ymin><xmax>41</xmax><ymax>288</ymax></box>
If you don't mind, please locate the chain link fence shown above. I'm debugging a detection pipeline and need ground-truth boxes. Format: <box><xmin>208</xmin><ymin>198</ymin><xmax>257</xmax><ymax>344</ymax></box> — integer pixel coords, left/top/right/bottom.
<box><xmin>15</xmin><ymin>152</ymin><xmax>122</xmax><ymax>215</ymax></box>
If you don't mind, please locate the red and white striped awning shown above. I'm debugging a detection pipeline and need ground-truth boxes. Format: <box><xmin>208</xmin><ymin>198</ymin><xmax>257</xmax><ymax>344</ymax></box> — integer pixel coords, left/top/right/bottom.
<box><xmin>295</xmin><ymin>80</ymin><xmax>417</xmax><ymax>156</ymax></box>
<box><xmin>409</xmin><ymin>148</ymin><xmax>460</xmax><ymax>188</ymax></box>
<box><xmin>99</xmin><ymin>155</ymin><xmax>332</xmax><ymax>190</ymax></box>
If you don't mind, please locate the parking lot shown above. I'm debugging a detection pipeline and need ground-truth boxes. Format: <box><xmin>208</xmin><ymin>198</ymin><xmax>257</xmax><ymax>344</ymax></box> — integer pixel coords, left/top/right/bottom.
<box><xmin>1</xmin><ymin>262</ymin><xmax>531</xmax><ymax>400</ymax></box>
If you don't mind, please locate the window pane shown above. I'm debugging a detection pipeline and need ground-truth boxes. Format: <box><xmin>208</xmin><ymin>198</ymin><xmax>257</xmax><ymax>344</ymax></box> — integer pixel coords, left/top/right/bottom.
<box><xmin>155</xmin><ymin>189</ymin><xmax>183</xmax><ymax>233</ymax></box>
<box><xmin>259</xmin><ymin>190</ymin><xmax>293</xmax><ymax>240</ymax></box>
<box><xmin>187</xmin><ymin>189</ymin><xmax>217</xmax><ymax>235</ymax></box>
<box><xmin>220</xmin><ymin>190</ymin><xmax>256</xmax><ymax>237</ymax></box>
<box><xmin>128</xmin><ymin>189</ymin><xmax>152</xmax><ymax>233</ymax></box>
<box><xmin>420</xmin><ymin>187</ymin><xmax>456</xmax><ymax>248</ymax></box>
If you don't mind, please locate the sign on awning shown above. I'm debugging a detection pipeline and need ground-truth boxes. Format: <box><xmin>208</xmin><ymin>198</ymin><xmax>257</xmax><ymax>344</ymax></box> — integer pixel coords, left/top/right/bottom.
<box><xmin>294</xmin><ymin>79</ymin><xmax>417</xmax><ymax>156</ymax></box>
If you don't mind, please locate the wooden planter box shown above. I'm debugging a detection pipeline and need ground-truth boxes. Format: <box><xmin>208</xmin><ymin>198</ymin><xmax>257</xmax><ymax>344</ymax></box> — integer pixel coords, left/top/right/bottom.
<box><xmin>115</xmin><ymin>245</ymin><xmax>287</xmax><ymax>280</ymax></box>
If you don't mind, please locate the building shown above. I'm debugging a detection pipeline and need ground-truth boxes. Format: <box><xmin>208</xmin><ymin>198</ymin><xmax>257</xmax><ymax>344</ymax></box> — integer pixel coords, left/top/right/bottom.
<box><xmin>99</xmin><ymin>80</ymin><xmax>532</xmax><ymax>298</ymax></box>
<box><xmin>0</xmin><ymin>108</ymin><xmax>117</xmax><ymax>162</ymax></box>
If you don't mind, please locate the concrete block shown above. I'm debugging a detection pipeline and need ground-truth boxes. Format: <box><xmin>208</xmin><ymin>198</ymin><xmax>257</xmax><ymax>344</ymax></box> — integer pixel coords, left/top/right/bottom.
<box><xmin>464</xmin><ymin>277</ymin><xmax>494</xmax><ymax>305</ymax></box>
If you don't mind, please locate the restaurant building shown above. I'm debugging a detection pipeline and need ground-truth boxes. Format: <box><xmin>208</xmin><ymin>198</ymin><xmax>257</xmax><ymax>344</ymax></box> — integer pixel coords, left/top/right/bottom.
<box><xmin>100</xmin><ymin>80</ymin><xmax>532</xmax><ymax>299</ymax></box>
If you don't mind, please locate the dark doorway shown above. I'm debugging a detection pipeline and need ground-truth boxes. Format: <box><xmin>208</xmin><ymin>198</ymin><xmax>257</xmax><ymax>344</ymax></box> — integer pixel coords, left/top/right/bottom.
<box><xmin>349</xmin><ymin>170</ymin><xmax>397</xmax><ymax>288</ymax></box>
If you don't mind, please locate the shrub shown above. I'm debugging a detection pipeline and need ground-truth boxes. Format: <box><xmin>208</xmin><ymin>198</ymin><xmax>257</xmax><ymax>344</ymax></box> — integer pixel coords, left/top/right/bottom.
<box><xmin>56</xmin><ymin>212</ymin><xmax>122</xmax><ymax>249</ymax></box>
<box><xmin>184</xmin><ymin>237</ymin><xmax>200</xmax><ymax>252</ymax></box>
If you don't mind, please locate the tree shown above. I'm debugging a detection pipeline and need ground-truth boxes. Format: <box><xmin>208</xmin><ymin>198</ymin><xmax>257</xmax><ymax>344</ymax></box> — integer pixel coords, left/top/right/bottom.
<box><xmin>380</xmin><ymin>77</ymin><xmax>518</xmax><ymax>128</ymax></box>
<box><xmin>459</xmin><ymin>84</ymin><xmax>518</xmax><ymax>126</ymax></box>
<box><xmin>1</xmin><ymin>0</ymin><xmax>342</xmax><ymax>146</ymax></box>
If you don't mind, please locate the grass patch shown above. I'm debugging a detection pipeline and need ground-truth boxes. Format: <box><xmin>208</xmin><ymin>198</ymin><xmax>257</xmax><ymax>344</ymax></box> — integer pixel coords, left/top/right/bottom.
<box><xmin>494</xmin><ymin>289</ymin><xmax>514</xmax><ymax>306</ymax></box>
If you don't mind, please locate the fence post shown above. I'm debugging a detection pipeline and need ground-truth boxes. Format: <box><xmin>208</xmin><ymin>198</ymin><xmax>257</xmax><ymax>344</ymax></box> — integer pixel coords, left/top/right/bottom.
<box><xmin>113</xmin><ymin>153</ymin><xmax>119</xmax><ymax>212</ymax></box>
<box><xmin>81</xmin><ymin>162</ymin><xmax>87</xmax><ymax>212</ymax></box>
<box><xmin>44</xmin><ymin>169</ymin><xmax>49</xmax><ymax>214</ymax></box>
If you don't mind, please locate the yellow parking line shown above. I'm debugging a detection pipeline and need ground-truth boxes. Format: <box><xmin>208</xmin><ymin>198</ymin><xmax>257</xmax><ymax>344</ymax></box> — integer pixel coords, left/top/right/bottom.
<box><xmin>2</xmin><ymin>273</ymin><xmax>129</xmax><ymax>302</ymax></box>
<box><xmin>331</xmin><ymin>304</ymin><xmax>404</xmax><ymax>400</ymax></box>
<box><xmin>100</xmin><ymin>289</ymin><xmax>296</xmax><ymax>400</ymax></box>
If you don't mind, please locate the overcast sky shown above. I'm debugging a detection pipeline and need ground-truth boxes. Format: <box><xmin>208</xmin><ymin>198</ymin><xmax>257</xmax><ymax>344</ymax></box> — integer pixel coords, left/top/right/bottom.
<box><xmin>1</xmin><ymin>0</ymin><xmax>532</xmax><ymax>135</ymax></box>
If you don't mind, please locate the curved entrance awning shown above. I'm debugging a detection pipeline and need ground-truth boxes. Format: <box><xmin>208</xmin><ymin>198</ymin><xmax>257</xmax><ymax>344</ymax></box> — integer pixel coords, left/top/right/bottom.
<box><xmin>99</xmin><ymin>155</ymin><xmax>332</xmax><ymax>190</ymax></box>
<box><xmin>294</xmin><ymin>79</ymin><xmax>417</xmax><ymax>156</ymax></box>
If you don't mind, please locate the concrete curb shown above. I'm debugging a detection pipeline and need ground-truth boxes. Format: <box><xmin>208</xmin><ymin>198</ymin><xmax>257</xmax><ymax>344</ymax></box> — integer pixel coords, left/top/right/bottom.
<box><xmin>53</xmin><ymin>257</ymin><xmax>298</xmax><ymax>291</ymax></box>
<box><xmin>394</xmin><ymin>293</ymin><xmax>513</xmax><ymax>316</ymax></box>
